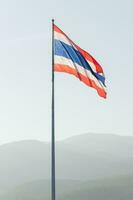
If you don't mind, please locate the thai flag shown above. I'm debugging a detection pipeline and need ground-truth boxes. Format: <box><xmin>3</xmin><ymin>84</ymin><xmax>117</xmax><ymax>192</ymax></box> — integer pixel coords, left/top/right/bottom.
<box><xmin>54</xmin><ymin>24</ymin><xmax>107</xmax><ymax>98</ymax></box>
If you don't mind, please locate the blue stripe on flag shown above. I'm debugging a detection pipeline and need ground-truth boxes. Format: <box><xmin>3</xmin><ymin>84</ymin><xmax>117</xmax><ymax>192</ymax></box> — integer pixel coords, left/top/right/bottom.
<box><xmin>54</xmin><ymin>39</ymin><xmax>105</xmax><ymax>85</ymax></box>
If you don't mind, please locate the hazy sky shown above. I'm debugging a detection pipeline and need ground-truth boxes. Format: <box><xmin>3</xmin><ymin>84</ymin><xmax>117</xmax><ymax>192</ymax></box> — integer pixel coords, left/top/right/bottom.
<box><xmin>0</xmin><ymin>0</ymin><xmax>133</xmax><ymax>144</ymax></box>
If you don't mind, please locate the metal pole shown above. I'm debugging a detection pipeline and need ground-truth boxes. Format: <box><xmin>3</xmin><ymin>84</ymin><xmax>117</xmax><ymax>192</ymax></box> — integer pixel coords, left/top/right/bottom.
<box><xmin>51</xmin><ymin>19</ymin><xmax>55</xmax><ymax>200</ymax></box>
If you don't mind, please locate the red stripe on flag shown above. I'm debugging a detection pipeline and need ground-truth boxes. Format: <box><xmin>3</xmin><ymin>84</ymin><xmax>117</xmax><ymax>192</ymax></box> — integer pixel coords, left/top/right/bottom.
<box><xmin>54</xmin><ymin>25</ymin><xmax>64</xmax><ymax>35</ymax></box>
<box><xmin>54</xmin><ymin>64</ymin><xmax>106</xmax><ymax>98</ymax></box>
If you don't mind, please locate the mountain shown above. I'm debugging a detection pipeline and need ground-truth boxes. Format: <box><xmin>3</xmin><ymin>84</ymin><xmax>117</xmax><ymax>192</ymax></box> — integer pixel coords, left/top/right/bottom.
<box><xmin>56</xmin><ymin>134</ymin><xmax>133</xmax><ymax>180</ymax></box>
<box><xmin>0</xmin><ymin>133</ymin><xmax>133</xmax><ymax>191</ymax></box>
<box><xmin>0</xmin><ymin>140</ymin><xmax>50</xmax><ymax>190</ymax></box>
<box><xmin>1</xmin><ymin>175</ymin><xmax>133</xmax><ymax>200</ymax></box>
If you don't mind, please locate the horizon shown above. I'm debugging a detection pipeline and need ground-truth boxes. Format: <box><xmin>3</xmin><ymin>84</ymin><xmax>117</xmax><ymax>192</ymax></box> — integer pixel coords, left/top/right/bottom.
<box><xmin>1</xmin><ymin>132</ymin><xmax>133</xmax><ymax>146</ymax></box>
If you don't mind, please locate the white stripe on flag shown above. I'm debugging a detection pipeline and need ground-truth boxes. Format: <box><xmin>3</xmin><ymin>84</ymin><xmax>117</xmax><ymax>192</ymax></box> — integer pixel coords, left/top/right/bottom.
<box><xmin>54</xmin><ymin>55</ymin><xmax>105</xmax><ymax>90</ymax></box>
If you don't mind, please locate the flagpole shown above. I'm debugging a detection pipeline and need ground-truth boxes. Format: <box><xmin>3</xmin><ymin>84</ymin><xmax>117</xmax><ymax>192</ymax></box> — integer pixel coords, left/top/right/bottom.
<box><xmin>51</xmin><ymin>19</ymin><xmax>56</xmax><ymax>200</ymax></box>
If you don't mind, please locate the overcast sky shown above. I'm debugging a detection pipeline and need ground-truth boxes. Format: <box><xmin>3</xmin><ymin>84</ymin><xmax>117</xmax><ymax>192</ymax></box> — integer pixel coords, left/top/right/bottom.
<box><xmin>0</xmin><ymin>0</ymin><xmax>132</xmax><ymax>144</ymax></box>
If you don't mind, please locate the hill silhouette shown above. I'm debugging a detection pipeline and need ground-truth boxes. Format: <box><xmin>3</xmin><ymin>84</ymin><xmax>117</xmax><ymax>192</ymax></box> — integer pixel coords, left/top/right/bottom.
<box><xmin>0</xmin><ymin>133</ymin><xmax>133</xmax><ymax>199</ymax></box>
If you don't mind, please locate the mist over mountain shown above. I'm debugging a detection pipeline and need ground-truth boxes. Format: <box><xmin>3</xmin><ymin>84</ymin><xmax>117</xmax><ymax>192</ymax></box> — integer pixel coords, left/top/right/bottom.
<box><xmin>0</xmin><ymin>133</ymin><xmax>133</xmax><ymax>199</ymax></box>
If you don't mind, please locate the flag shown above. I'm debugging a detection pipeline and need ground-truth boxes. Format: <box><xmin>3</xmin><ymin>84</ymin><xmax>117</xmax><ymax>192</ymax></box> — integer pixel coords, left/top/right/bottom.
<box><xmin>54</xmin><ymin>24</ymin><xmax>107</xmax><ymax>98</ymax></box>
